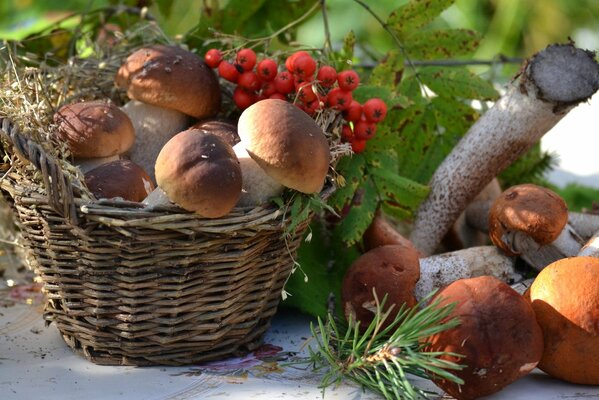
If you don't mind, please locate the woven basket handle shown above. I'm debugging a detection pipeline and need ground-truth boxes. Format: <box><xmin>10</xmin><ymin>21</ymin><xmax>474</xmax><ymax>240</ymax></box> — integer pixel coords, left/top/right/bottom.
<box><xmin>0</xmin><ymin>118</ymin><xmax>78</xmax><ymax>225</ymax></box>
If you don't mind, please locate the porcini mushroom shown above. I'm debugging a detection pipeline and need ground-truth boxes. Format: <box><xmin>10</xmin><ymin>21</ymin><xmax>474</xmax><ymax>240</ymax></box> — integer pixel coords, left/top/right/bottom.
<box><xmin>409</xmin><ymin>44</ymin><xmax>599</xmax><ymax>255</ymax></box>
<box><xmin>488</xmin><ymin>184</ymin><xmax>583</xmax><ymax>270</ymax></box>
<box><xmin>121</xmin><ymin>100</ymin><xmax>190</xmax><ymax>183</ymax></box>
<box><xmin>233</xmin><ymin>143</ymin><xmax>285</xmax><ymax>207</ymax></box>
<box><xmin>237</xmin><ymin>99</ymin><xmax>331</xmax><ymax>195</ymax></box>
<box><xmin>84</xmin><ymin>159</ymin><xmax>154</xmax><ymax>202</ymax></box>
<box><xmin>53</xmin><ymin>100</ymin><xmax>135</xmax><ymax>172</ymax></box>
<box><xmin>149</xmin><ymin>128</ymin><xmax>242</xmax><ymax>218</ymax></box>
<box><xmin>192</xmin><ymin>117</ymin><xmax>239</xmax><ymax>147</ymax></box>
<box><xmin>115</xmin><ymin>45</ymin><xmax>221</xmax><ymax>119</ymax></box>
<box><xmin>116</xmin><ymin>45</ymin><xmax>221</xmax><ymax>182</ymax></box>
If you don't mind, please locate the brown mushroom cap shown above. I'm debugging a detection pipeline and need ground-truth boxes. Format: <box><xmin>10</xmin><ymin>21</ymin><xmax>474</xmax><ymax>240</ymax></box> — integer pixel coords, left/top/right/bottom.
<box><xmin>488</xmin><ymin>183</ymin><xmax>568</xmax><ymax>256</ymax></box>
<box><xmin>115</xmin><ymin>45</ymin><xmax>221</xmax><ymax>119</ymax></box>
<box><xmin>53</xmin><ymin>101</ymin><xmax>135</xmax><ymax>158</ymax></box>
<box><xmin>155</xmin><ymin>128</ymin><xmax>242</xmax><ymax>218</ymax></box>
<box><xmin>529</xmin><ymin>256</ymin><xmax>599</xmax><ymax>385</ymax></box>
<box><xmin>426</xmin><ymin>276</ymin><xmax>544</xmax><ymax>400</ymax></box>
<box><xmin>192</xmin><ymin>117</ymin><xmax>239</xmax><ymax>147</ymax></box>
<box><xmin>341</xmin><ymin>245</ymin><xmax>420</xmax><ymax>329</ymax></box>
<box><xmin>237</xmin><ymin>99</ymin><xmax>331</xmax><ymax>194</ymax></box>
<box><xmin>84</xmin><ymin>159</ymin><xmax>155</xmax><ymax>202</ymax></box>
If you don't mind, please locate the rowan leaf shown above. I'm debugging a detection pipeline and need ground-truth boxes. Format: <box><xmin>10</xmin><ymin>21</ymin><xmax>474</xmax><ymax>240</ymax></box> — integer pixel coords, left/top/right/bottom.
<box><xmin>334</xmin><ymin>179</ymin><xmax>379</xmax><ymax>246</ymax></box>
<box><xmin>283</xmin><ymin>221</ymin><xmax>360</xmax><ymax>318</ymax></box>
<box><xmin>418</xmin><ymin>67</ymin><xmax>499</xmax><ymax>100</ymax></box>
<box><xmin>404</xmin><ymin>29</ymin><xmax>482</xmax><ymax>60</ymax></box>
<box><xmin>328</xmin><ymin>155</ymin><xmax>366</xmax><ymax>212</ymax></box>
<box><xmin>387</xmin><ymin>0</ymin><xmax>456</xmax><ymax>37</ymax></box>
<box><xmin>368</xmin><ymin>50</ymin><xmax>404</xmax><ymax>88</ymax></box>
<box><xmin>353</xmin><ymin>85</ymin><xmax>410</xmax><ymax>108</ymax></box>
<box><xmin>369</xmin><ymin>167</ymin><xmax>430</xmax><ymax>209</ymax></box>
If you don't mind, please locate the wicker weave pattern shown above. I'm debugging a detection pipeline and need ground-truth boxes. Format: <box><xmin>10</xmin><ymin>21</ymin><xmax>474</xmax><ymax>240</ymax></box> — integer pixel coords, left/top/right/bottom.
<box><xmin>0</xmin><ymin>118</ymin><xmax>313</xmax><ymax>366</ymax></box>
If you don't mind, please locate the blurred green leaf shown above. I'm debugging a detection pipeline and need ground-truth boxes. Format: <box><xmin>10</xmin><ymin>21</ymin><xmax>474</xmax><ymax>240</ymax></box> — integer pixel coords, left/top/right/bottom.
<box><xmin>404</xmin><ymin>29</ymin><xmax>481</xmax><ymax>60</ymax></box>
<box><xmin>334</xmin><ymin>179</ymin><xmax>379</xmax><ymax>246</ymax></box>
<box><xmin>387</xmin><ymin>0</ymin><xmax>456</xmax><ymax>37</ymax></box>
<box><xmin>419</xmin><ymin>66</ymin><xmax>499</xmax><ymax>100</ymax></box>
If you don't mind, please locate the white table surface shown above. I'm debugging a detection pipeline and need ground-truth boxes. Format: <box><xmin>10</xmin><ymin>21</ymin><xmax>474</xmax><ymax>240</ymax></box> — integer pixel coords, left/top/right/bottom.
<box><xmin>1</xmin><ymin>282</ymin><xmax>598</xmax><ymax>400</ymax></box>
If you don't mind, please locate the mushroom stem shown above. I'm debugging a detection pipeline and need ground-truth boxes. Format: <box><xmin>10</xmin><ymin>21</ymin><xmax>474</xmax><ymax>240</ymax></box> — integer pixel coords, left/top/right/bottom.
<box><xmin>505</xmin><ymin>223</ymin><xmax>583</xmax><ymax>270</ymax></box>
<box><xmin>578</xmin><ymin>229</ymin><xmax>599</xmax><ymax>257</ymax></box>
<box><xmin>121</xmin><ymin>100</ymin><xmax>190</xmax><ymax>183</ymax></box>
<box><xmin>568</xmin><ymin>211</ymin><xmax>599</xmax><ymax>239</ymax></box>
<box><xmin>415</xmin><ymin>246</ymin><xmax>519</xmax><ymax>301</ymax></box>
<box><xmin>409</xmin><ymin>44</ymin><xmax>599</xmax><ymax>255</ymax></box>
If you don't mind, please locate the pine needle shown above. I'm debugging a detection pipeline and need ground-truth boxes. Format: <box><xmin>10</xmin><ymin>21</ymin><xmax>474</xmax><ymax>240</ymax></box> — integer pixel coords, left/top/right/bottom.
<box><xmin>308</xmin><ymin>291</ymin><xmax>465</xmax><ymax>400</ymax></box>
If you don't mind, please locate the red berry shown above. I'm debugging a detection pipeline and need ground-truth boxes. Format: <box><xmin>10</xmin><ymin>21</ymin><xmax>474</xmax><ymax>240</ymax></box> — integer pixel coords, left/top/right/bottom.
<box><xmin>261</xmin><ymin>81</ymin><xmax>277</xmax><ymax>97</ymax></box>
<box><xmin>296</xmin><ymin>82</ymin><xmax>317</xmax><ymax>103</ymax></box>
<box><xmin>343</xmin><ymin>100</ymin><xmax>362</xmax><ymax>122</ymax></box>
<box><xmin>354</xmin><ymin>117</ymin><xmax>377</xmax><ymax>140</ymax></box>
<box><xmin>269</xmin><ymin>93</ymin><xmax>288</xmax><ymax>101</ymax></box>
<box><xmin>235</xmin><ymin>48</ymin><xmax>257</xmax><ymax>71</ymax></box>
<box><xmin>256</xmin><ymin>58</ymin><xmax>278</xmax><ymax>81</ymax></box>
<box><xmin>233</xmin><ymin>87</ymin><xmax>255</xmax><ymax>110</ymax></box>
<box><xmin>326</xmin><ymin>87</ymin><xmax>353</xmax><ymax>110</ymax></box>
<box><xmin>337</xmin><ymin>70</ymin><xmax>360</xmax><ymax>91</ymax></box>
<box><xmin>363</xmin><ymin>98</ymin><xmax>388</xmax><ymax>123</ymax></box>
<box><xmin>274</xmin><ymin>71</ymin><xmax>294</xmax><ymax>94</ymax></box>
<box><xmin>317</xmin><ymin>65</ymin><xmax>337</xmax><ymax>87</ymax></box>
<box><xmin>238</xmin><ymin>71</ymin><xmax>260</xmax><ymax>91</ymax></box>
<box><xmin>292</xmin><ymin>55</ymin><xmax>317</xmax><ymax>78</ymax></box>
<box><xmin>309</xmin><ymin>99</ymin><xmax>324</xmax><ymax>112</ymax></box>
<box><xmin>351</xmin><ymin>138</ymin><xmax>367</xmax><ymax>154</ymax></box>
<box><xmin>204</xmin><ymin>49</ymin><xmax>222</xmax><ymax>68</ymax></box>
<box><xmin>285</xmin><ymin>50</ymin><xmax>311</xmax><ymax>72</ymax></box>
<box><xmin>218</xmin><ymin>61</ymin><xmax>240</xmax><ymax>83</ymax></box>
<box><xmin>341</xmin><ymin>124</ymin><xmax>354</xmax><ymax>141</ymax></box>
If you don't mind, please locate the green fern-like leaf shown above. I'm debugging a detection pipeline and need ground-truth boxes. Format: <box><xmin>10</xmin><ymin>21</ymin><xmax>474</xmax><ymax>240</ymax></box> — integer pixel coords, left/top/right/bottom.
<box><xmin>404</xmin><ymin>29</ymin><xmax>482</xmax><ymax>60</ymax></box>
<box><xmin>387</xmin><ymin>0</ymin><xmax>456</xmax><ymax>37</ymax></box>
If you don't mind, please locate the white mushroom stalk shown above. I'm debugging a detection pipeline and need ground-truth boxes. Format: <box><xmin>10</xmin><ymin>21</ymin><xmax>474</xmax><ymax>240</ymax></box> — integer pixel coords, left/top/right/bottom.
<box><xmin>415</xmin><ymin>246</ymin><xmax>519</xmax><ymax>301</ymax></box>
<box><xmin>410</xmin><ymin>44</ymin><xmax>599</xmax><ymax>255</ymax></box>
<box><xmin>121</xmin><ymin>100</ymin><xmax>190</xmax><ymax>183</ymax></box>
<box><xmin>578</xmin><ymin>229</ymin><xmax>599</xmax><ymax>257</ymax></box>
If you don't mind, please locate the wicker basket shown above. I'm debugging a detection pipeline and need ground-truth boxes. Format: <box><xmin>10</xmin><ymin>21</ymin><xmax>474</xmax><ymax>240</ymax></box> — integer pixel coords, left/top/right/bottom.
<box><xmin>0</xmin><ymin>116</ymin><xmax>334</xmax><ymax>366</ymax></box>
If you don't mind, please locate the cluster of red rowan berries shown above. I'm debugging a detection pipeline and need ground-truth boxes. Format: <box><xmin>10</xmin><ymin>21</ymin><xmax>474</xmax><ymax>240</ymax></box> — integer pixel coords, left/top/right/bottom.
<box><xmin>204</xmin><ymin>47</ymin><xmax>387</xmax><ymax>153</ymax></box>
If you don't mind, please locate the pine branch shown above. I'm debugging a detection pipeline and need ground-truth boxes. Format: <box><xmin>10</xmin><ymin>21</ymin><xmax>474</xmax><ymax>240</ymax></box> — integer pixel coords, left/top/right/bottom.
<box><xmin>308</xmin><ymin>291</ymin><xmax>465</xmax><ymax>400</ymax></box>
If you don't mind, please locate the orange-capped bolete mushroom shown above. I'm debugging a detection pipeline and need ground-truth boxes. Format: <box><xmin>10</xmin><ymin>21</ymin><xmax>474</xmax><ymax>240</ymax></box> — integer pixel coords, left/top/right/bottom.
<box><xmin>426</xmin><ymin>276</ymin><xmax>543</xmax><ymax>400</ymax></box>
<box><xmin>488</xmin><ymin>184</ymin><xmax>583</xmax><ymax>270</ymax></box>
<box><xmin>53</xmin><ymin>100</ymin><xmax>135</xmax><ymax>172</ymax></box>
<box><xmin>528</xmin><ymin>256</ymin><xmax>599</xmax><ymax>385</ymax></box>
<box><xmin>342</xmin><ymin>245</ymin><xmax>420</xmax><ymax>329</ymax></box>
<box><xmin>237</xmin><ymin>99</ymin><xmax>331</xmax><ymax>201</ymax></box>
<box><xmin>148</xmin><ymin>128</ymin><xmax>241</xmax><ymax>218</ymax></box>
<box><xmin>84</xmin><ymin>159</ymin><xmax>154</xmax><ymax>202</ymax></box>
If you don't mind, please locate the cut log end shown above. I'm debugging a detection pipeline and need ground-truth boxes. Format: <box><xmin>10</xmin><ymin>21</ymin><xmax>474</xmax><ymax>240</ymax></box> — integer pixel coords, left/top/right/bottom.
<box><xmin>529</xmin><ymin>44</ymin><xmax>599</xmax><ymax>106</ymax></box>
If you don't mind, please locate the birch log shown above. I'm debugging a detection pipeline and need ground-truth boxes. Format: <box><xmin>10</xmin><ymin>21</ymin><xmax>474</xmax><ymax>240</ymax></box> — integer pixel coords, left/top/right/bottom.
<box><xmin>410</xmin><ymin>44</ymin><xmax>599</xmax><ymax>255</ymax></box>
